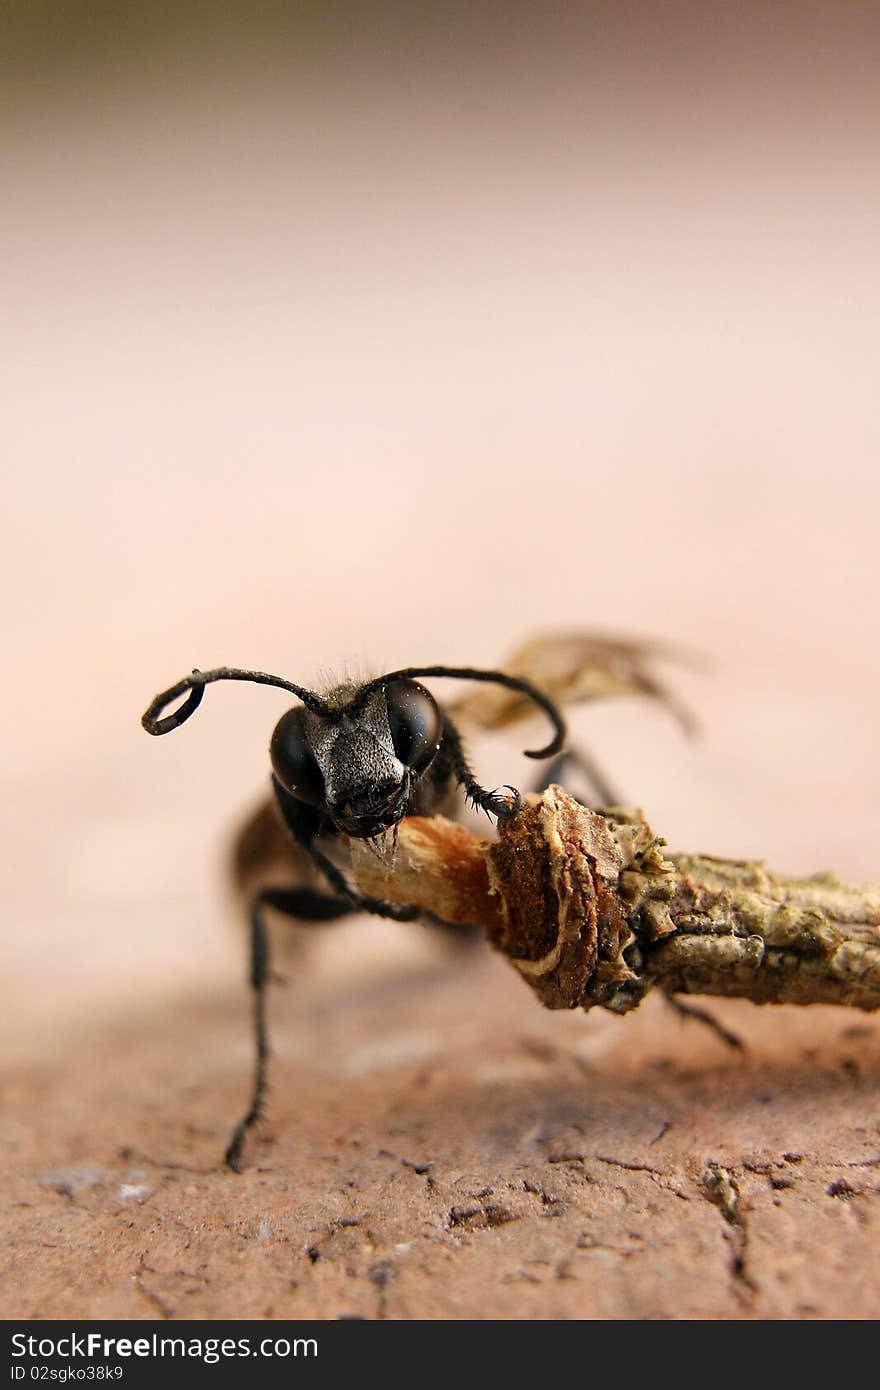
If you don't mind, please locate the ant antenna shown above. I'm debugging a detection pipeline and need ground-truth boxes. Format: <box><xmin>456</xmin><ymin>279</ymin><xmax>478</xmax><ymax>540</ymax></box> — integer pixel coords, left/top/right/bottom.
<box><xmin>143</xmin><ymin>664</ymin><xmax>566</xmax><ymax>760</ymax></box>
<box><xmin>356</xmin><ymin>666</ymin><xmax>566</xmax><ymax>760</ymax></box>
<box><xmin>141</xmin><ymin>667</ymin><xmax>331</xmax><ymax>736</ymax></box>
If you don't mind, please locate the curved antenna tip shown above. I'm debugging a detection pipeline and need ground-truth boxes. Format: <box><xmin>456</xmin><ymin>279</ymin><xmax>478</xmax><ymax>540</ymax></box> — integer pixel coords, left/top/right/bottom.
<box><xmin>524</xmin><ymin>733</ymin><xmax>565</xmax><ymax>760</ymax></box>
<box><xmin>141</xmin><ymin>670</ymin><xmax>206</xmax><ymax>736</ymax></box>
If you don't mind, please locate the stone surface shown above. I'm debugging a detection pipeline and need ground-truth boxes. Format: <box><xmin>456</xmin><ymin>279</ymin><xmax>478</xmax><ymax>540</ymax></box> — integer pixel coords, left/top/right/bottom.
<box><xmin>3</xmin><ymin>939</ymin><xmax>879</xmax><ymax>1320</ymax></box>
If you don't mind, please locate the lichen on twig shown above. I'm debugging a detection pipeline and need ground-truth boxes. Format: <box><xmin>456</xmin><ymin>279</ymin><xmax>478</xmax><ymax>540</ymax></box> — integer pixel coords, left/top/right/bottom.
<box><xmin>349</xmin><ymin>787</ymin><xmax>880</xmax><ymax>1016</ymax></box>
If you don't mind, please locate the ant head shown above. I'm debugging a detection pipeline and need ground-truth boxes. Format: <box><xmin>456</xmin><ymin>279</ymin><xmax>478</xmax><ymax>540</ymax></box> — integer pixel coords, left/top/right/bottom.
<box><xmin>270</xmin><ymin>679</ymin><xmax>442</xmax><ymax>838</ymax></box>
<box><xmin>142</xmin><ymin>661</ymin><xmax>564</xmax><ymax>837</ymax></box>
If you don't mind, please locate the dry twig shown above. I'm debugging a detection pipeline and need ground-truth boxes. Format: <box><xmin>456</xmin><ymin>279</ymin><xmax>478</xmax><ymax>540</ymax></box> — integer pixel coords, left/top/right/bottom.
<box><xmin>349</xmin><ymin>787</ymin><xmax>880</xmax><ymax>1015</ymax></box>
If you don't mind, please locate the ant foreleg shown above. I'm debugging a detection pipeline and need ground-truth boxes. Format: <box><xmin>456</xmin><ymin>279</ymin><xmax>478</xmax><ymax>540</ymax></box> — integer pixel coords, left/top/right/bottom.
<box><xmin>270</xmin><ymin>777</ymin><xmax>421</xmax><ymax>922</ymax></box>
<box><xmin>436</xmin><ymin>719</ymin><xmax>522</xmax><ymax>820</ymax></box>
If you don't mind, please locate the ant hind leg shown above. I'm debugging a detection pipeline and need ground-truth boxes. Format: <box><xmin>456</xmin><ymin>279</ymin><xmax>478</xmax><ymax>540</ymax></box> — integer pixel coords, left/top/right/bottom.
<box><xmin>532</xmin><ymin>746</ymin><xmax>622</xmax><ymax>809</ymax></box>
<box><xmin>663</xmin><ymin>991</ymin><xmax>744</xmax><ymax>1052</ymax></box>
<box><xmin>224</xmin><ymin>885</ymin><xmax>354</xmax><ymax>1173</ymax></box>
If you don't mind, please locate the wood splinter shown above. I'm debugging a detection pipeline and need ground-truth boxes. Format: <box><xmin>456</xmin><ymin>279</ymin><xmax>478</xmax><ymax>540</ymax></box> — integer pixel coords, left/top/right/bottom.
<box><xmin>349</xmin><ymin>786</ymin><xmax>880</xmax><ymax>1016</ymax></box>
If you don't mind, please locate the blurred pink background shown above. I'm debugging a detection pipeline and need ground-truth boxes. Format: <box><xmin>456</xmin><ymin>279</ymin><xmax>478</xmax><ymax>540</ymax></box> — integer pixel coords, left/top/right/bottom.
<box><xmin>3</xmin><ymin>3</ymin><xmax>878</xmax><ymax>1060</ymax></box>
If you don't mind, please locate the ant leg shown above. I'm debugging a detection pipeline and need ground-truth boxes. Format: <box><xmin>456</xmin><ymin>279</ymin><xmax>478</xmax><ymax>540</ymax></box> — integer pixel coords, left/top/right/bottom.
<box><xmin>306</xmin><ymin>840</ymin><xmax>421</xmax><ymax>921</ymax></box>
<box><xmin>226</xmin><ymin>783</ymin><xmax>425</xmax><ymax>1170</ymax></box>
<box><xmin>437</xmin><ymin>719</ymin><xmax>522</xmax><ymax>819</ymax></box>
<box><xmin>663</xmin><ymin>992</ymin><xmax>744</xmax><ymax>1052</ymax></box>
<box><xmin>225</xmin><ymin>885</ymin><xmax>354</xmax><ymax>1173</ymax></box>
<box><xmin>270</xmin><ymin>771</ymin><xmax>482</xmax><ymax>966</ymax></box>
<box><xmin>270</xmin><ymin>777</ymin><xmax>421</xmax><ymax>922</ymax></box>
<box><xmin>532</xmin><ymin>746</ymin><xmax>622</xmax><ymax>808</ymax></box>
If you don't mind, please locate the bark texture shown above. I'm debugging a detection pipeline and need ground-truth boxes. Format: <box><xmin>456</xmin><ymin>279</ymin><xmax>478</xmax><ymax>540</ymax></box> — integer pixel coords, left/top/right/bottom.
<box><xmin>350</xmin><ymin>788</ymin><xmax>880</xmax><ymax>1016</ymax></box>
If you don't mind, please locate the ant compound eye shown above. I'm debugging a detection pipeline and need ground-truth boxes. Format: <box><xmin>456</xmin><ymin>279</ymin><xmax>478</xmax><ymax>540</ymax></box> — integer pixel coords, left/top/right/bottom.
<box><xmin>384</xmin><ymin>680</ymin><xmax>441</xmax><ymax>773</ymax></box>
<box><xmin>270</xmin><ymin>707</ymin><xmax>325</xmax><ymax>806</ymax></box>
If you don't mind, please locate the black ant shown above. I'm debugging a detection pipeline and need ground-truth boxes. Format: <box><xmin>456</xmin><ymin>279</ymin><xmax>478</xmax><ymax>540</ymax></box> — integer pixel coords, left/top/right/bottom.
<box><xmin>142</xmin><ymin>662</ymin><xmax>567</xmax><ymax>1170</ymax></box>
